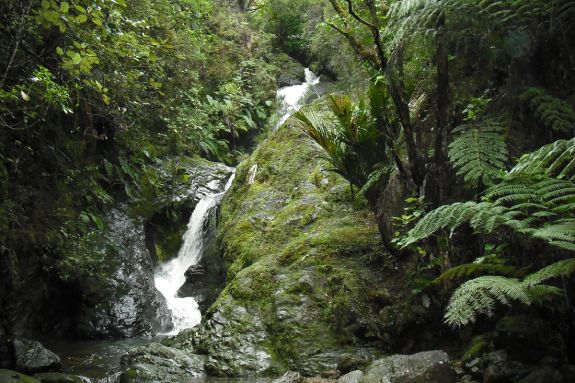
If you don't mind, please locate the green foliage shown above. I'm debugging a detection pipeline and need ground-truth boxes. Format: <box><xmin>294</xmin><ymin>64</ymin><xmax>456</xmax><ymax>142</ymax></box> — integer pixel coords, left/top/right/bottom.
<box><xmin>521</xmin><ymin>88</ymin><xmax>575</xmax><ymax>135</ymax></box>
<box><xmin>509</xmin><ymin>137</ymin><xmax>575</xmax><ymax>180</ymax></box>
<box><xmin>449</xmin><ymin>118</ymin><xmax>508</xmax><ymax>187</ymax></box>
<box><xmin>435</xmin><ymin>263</ymin><xmax>518</xmax><ymax>284</ymax></box>
<box><xmin>292</xmin><ymin>92</ymin><xmax>388</xmax><ymax>188</ymax></box>
<box><xmin>443</xmin><ymin>275</ymin><xmax>561</xmax><ymax>327</ymax></box>
<box><xmin>401</xmin><ymin>138</ymin><xmax>575</xmax><ymax>326</ymax></box>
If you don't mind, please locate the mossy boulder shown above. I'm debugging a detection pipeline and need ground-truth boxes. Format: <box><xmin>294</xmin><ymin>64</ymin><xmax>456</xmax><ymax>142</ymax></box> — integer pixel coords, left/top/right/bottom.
<box><xmin>167</xmin><ymin>127</ymin><xmax>424</xmax><ymax>376</ymax></box>
<box><xmin>0</xmin><ymin>370</ymin><xmax>40</xmax><ymax>383</ymax></box>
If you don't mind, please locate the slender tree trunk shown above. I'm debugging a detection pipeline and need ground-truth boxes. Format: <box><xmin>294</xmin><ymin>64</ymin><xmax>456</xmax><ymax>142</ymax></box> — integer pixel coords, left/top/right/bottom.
<box><xmin>0</xmin><ymin>0</ymin><xmax>33</xmax><ymax>89</ymax></box>
<box><xmin>435</xmin><ymin>13</ymin><xmax>450</xmax><ymax>166</ymax></box>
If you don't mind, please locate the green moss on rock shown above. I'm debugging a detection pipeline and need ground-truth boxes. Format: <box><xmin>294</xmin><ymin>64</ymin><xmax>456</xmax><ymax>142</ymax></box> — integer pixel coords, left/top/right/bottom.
<box><xmin>188</xmin><ymin>127</ymin><xmax>390</xmax><ymax>376</ymax></box>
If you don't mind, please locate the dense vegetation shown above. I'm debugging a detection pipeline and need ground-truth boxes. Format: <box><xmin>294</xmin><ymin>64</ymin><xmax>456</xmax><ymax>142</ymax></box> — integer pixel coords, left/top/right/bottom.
<box><xmin>1</xmin><ymin>0</ymin><xmax>575</xmax><ymax>379</ymax></box>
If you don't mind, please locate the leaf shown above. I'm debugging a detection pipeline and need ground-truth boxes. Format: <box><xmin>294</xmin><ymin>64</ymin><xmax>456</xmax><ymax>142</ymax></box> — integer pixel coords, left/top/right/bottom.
<box><xmin>71</xmin><ymin>52</ymin><xmax>82</xmax><ymax>65</ymax></box>
<box><xmin>20</xmin><ymin>90</ymin><xmax>30</xmax><ymax>101</ymax></box>
<box><xmin>76</xmin><ymin>14</ymin><xmax>88</xmax><ymax>23</ymax></box>
<box><xmin>56</xmin><ymin>47</ymin><xmax>64</xmax><ymax>56</ymax></box>
<box><xmin>60</xmin><ymin>2</ymin><xmax>69</xmax><ymax>13</ymax></box>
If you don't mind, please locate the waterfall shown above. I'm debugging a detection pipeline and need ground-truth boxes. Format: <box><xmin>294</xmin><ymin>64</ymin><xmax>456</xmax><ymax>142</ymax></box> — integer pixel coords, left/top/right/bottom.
<box><xmin>154</xmin><ymin>173</ymin><xmax>235</xmax><ymax>334</ymax></box>
<box><xmin>274</xmin><ymin>68</ymin><xmax>320</xmax><ymax>130</ymax></box>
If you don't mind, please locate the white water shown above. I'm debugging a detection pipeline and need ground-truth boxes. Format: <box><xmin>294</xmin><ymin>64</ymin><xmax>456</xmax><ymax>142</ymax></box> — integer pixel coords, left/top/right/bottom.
<box><xmin>274</xmin><ymin>68</ymin><xmax>320</xmax><ymax>129</ymax></box>
<box><xmin>154</xmin><ymin>173</ymin><xmax>235</xmax><ymax>334</ymax></box>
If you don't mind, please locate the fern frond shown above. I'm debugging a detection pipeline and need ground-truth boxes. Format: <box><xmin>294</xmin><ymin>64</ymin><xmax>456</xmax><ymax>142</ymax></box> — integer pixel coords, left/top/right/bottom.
<box><xmin>530</xmin><ymin>223</ymin><xmax>575</xmax><ymax>250</ymax></box>
<box><xmin>444</xmin><ymin>276</ymin><xmax>532</xmax><ymax>327</ymax></box>
<box><xmin>401</xmin><ymin>202</ymin><xmax>482</xmax><ymax>246</ymax></box>
<box><xmin>521</xmin><ymin>87</ymin><xmax>575</xmax><ymax>134</ymax></box>
<box><xmin>523</xmin><ymin>258</ymin><xmax>575</xmax><ymax>286</ymax></box>
<box><xmin>509</xmin><ymin>138</ymin><xmax>575</xmax><ymax>180</ymax></box>
<box><xmin>449</xmin><ymin>119</ymin><xmax>508</xmax><ymax>187</ymax></box>
<box><xmin>435</xmin><ymin>263</ymin><xmax>518</xmax><ymax>284</ymax></box>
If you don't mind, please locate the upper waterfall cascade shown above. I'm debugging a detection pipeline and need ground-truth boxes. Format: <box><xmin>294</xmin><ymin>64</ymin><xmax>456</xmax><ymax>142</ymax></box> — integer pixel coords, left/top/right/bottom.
<box><xmin>274</xmin><ymin>68</ymin><xmax>320</xmax><ymax>130</ymax></box>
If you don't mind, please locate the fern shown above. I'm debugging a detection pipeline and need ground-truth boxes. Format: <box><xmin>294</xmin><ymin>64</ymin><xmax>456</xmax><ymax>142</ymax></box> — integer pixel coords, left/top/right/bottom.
<box><xmin>435</xmin><ymin>263</ymin><xmax>518</xmax><ymax>284</ymax></box>
<box><xmin>388</xmin><ymin>0</ymin><xmax>575</xmax><ymax>48</ymax></box>
<box><xmin>523</xmin><ymin>258</ymin><xmax>575</xmax><ymax>286</ymax></box>
<box><xmin>444</xmin><ymin>276</ymin><xmax>532</xmax><ymax>327</ymax></box>
<box><xmin>521</xmin><ymin>88</ymin><xmax>575</xmax><ymax>135</ymax></box>
<box><xmin>445</xmin><ymin>257</ymin><xmax>574</xmax><ymax>327</ymax></box>
<box><xmin>448</xmin><ymin>119</ymin><xmax>508</xmax><ymax>187</ymax></box>
<box><xmin>509</xmin><ymin>137</ymin><xmax>575</xmax><ymax>180</ymax></box>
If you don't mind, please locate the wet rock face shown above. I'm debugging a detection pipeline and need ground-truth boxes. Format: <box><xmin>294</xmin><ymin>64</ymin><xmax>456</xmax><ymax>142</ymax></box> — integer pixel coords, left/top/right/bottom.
<box><xmin>75</xmin><ymin>208</ymin><xmax>172</xmax><ymax>339</ymax></box>
<box><xmin>119</xmin><ymin>343</ymin><xmax>205</xmax><ymax>383</ymax></box>
<box><xmin>275</xmin><ymin>54</ymin><xmax>305</xmax><ymax>87</ymax></box>
<box><xmin>154</xmin><ymin>157</ymin><xmax>234</xmax><ymax>210</ymax></box>
<box><xmin>360</xmin><ymin>351</ymin><xmax>456</xmax><ymax>383</ymax></box>
<box><xmin>13</xmin><ymin>340</ymin><xmax>60</xmax><ymax>375</ymax></box>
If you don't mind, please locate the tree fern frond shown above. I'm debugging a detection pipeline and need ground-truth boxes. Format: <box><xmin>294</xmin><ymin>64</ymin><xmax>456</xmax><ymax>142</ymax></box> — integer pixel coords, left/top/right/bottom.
<box><xmin>521</xmin><ymin>87</ymin><xmax>575</xmax><ymax>134</ymax></box>
<box><xmin>401</xmin><ymin>202</ymin><xmax>483</xmax><ymax>246</ymax></box>
<box><xmin>510</xmin><ymin>137</ymin><xmax>575</xmax><ymax>180</ymax></box>
<box><xmin>444</xmin><ymin>276</ymin><xmax>532</xmax><ymax>327</ymax></box>
<box><xmin>435</xmin><ymin>263</ymin><xmax>518</xmax><ymax>284</ymax></box>
<box><xmin>449</xmin><ymin>119</ymin><xmax>508</xmax><ymax>187</ymax></box>
<box><xmin>530</xmin><ymin>223</ymin><xmax>575</xmax><ymax>249</ymax></box>
<box><xmin>523</xmin><ymin>258</ymin><xmax>575</xmax><ymax>286</ymax></box>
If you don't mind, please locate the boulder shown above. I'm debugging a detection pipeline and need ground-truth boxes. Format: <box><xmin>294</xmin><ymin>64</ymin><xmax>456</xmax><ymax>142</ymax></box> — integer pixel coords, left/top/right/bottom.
<box><xmin>337</xmin><ymin>371</ymin><xmax>363</xmax><ymax>383</ymax></box>
<box><xmin>13</xmin><ymin>340</ymin><xmax>60</xmax><ymax>374</ymax></box>
<box><xmin>33</xmin><ymin>373</ymin><xmax>89</xmax><ymax>383</ymax></box>
<box><xmin>360</xmin><ymin>351</ymin><xmax>456</xmax><ymax>383</ymax></box>
<box><xmin>275</xmin><ymin>54</ymin><xmax>305</xmax><ymax>87</ymax></box>
<box><xmin>119</xmin><ymin>343</ymin><xmax>205</xmax><ymax>383</ymax></box>
<box><xmin>0</xmin><ymin>369</ymin><xmax>40</xmax><ymax>383</ymax></box>
<box><xmin>272</xmin><ymin>371</ymin><xmax>302</xmax><ymax>383</ymax></box>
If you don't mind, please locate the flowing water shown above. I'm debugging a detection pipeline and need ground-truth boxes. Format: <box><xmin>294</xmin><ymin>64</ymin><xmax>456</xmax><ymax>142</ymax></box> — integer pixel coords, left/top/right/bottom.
<box><xmin>274</xmin><ymin>68</ymin><xmax>320</xmax><ymax>130</ymax></box>
<box><xmin>154</xmin><ymin>173</ymin><xmax>236</xmax><ymax>334</ymax></box>
<box><xmin>38</xmin><ymin>70</ymin><xmax>321</xmax><ymax>381</ymax></box>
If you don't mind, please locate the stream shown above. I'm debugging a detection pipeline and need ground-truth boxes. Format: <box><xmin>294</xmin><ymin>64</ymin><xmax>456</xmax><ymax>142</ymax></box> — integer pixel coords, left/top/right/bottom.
<box><xmin>45</xmin><ymin>68</ymin><xmax>320</xmax><ymax>382</ymax></box>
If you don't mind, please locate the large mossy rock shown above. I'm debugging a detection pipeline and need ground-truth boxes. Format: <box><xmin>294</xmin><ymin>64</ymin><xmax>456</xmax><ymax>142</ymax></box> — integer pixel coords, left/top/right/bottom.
<box><xmin>165</xmin><ymin>127</ymin><xmax>426</xmax><ymax>376</ymax></box>
<box><xmin>0</xmin><ymin>370</ymin><xmax>40</xmax><ymax>383</ymax></box>
<box><xmin>13</xmin><ymin>340</ymin><xmax>60</xmax><ymax>375</ymax></box>
<box><xmin>360</xmin><ymin>351</ymin><xmax>455</xmax><ymax>383</ymax></box>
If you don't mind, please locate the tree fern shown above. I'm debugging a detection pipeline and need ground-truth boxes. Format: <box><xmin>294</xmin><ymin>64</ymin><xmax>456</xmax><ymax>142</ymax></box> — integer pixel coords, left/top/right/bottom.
<box><xmin>444</xmin><ymin>276</ymin><xmax>532</xmax><ymax>327</ymax></box>
<box><xmin>509</xmin><ymin>137</ymin><xmax>575</xmax><ymax>180</ymax></box>
<box><xmin>523</xmin><ymin>258</ymin><xmax>575</xmax><ymax>286</ymax></box>
<box><xmin>448</xmin><ymin>119</ymin><xmax>508</xmax><ymax>187</ymax></box>
<box><xmin>387</xmin><ymin>0</ymin><xmax>575</xmax><ymax>48</ymax></box>
<box><xmin>435</xmin><ymin>263</ymin><xmax>518</xmax><ymax>284</ymax></box>
<box><xmin>521</xmin><ymin>88</ymin><xmax>575</xmax><ymax>135</ymax></box>
<box><xmin>445</xmin><ymin>259</ymin><xmax>574</xmax><ymax>327</ymax></box>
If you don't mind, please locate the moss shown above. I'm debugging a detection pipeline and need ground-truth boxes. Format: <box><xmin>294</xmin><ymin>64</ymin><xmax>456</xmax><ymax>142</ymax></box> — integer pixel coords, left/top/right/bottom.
<box><xmin>209</xmin><ymin>126</ymin><xmax>391</xmax><ymax>371</ymax></box>
<box><xmin>462</xmin><ymin>336</ymin><xmax>489</xmax><ymax>362</ymax></box>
